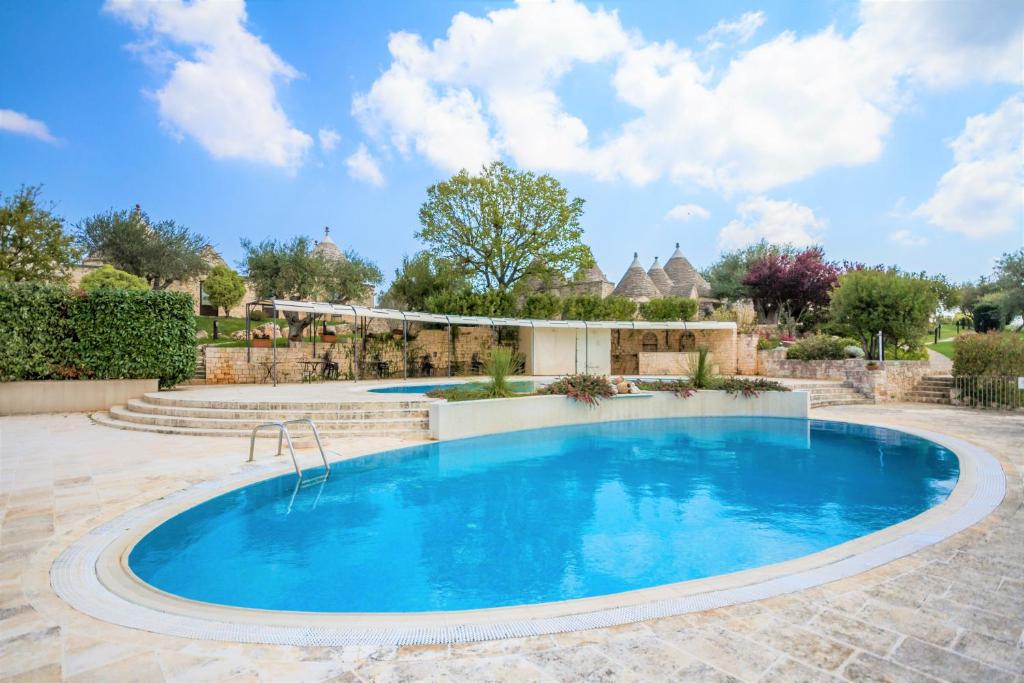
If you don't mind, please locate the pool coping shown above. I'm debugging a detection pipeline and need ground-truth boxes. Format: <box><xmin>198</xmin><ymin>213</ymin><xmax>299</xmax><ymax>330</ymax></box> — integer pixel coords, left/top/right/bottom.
<box><xmin>50</xmin><ymin>419</ymin><xmax>1006</xmax><ymax>646</ymax></box>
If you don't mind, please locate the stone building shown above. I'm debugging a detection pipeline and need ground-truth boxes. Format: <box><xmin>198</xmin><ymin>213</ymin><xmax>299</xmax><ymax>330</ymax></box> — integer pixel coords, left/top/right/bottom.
<box><xmin>611</xmin><ymin>253</ymin><xmax>662</xmax><ymax>303</ymax></box>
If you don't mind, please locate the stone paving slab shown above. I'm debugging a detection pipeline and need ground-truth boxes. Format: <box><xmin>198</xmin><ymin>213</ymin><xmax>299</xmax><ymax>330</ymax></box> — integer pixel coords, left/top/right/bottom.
<box><xmin>1</xmin><ymin>404</ymin><xmax>1022</xmax><ymax>681</ymax></box>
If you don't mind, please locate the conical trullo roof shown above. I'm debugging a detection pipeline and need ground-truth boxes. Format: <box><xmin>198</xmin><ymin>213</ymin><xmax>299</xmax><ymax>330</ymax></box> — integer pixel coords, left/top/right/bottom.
<box><xmin>647</xmin><ymin>257</ymin><xmax>674</xmax><ymax>296</ymax></box>
<box><xmin>612</xmin><ymin>253</ymin><xmax>662</xmax><ymax>302</ymax></box>
<box><xmin>664</xmin><ymin>243</ymin><xmax>710</xmax><ymax>297</ymax></box>
<box><xmin>312</xmin><ymin>226</ymin><xmax>345</xmax><ymax>261</ymax></box>
<box><xmin>581</xmin><ymin>264</ymin><xmax>611</xmax><ymax>284</ymax></box>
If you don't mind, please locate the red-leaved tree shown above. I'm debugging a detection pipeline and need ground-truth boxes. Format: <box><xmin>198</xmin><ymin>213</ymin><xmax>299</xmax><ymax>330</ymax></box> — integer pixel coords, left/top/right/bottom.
<box><xmin>743</xmin><ymin>247</ymin><xmax>839</xmax><ymax>324</ymax></box>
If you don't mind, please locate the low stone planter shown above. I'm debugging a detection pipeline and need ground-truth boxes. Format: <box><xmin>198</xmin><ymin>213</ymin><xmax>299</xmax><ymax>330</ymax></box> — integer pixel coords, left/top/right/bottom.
<box><xmin>0</xmin><ymin>378</ymin><xmax>158</xmax><ymax>415</ymax></box>
<box><xmin>429</xmin><ymin>390</ymin><xmax>809</xmax><ymax>441</ymax></box>
<box><xmin>251</xmin><ymin>338</ymin><xmax>272</xmax><ymax>348</ymax></box>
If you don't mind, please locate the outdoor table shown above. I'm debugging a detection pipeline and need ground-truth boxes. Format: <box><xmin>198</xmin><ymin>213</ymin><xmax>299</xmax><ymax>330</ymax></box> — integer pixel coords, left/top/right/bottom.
<box><xmin>299</xmin><ymin>359</ymin><xmax>324</xmax><ymax>383</ymax></box>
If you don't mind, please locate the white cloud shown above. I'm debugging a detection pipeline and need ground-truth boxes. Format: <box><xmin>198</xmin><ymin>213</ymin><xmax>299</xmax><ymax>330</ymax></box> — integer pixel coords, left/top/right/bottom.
<box><xmin>318</xmin><ymin>128</ymin><xmax>341</xmax><ymax>152</ymax></box>
<box><xmin>888</xmin><ymin>229</ymin><xmax>928</xmax><ymax>247</ymax></box>
<box><xmin>0</xmin><ymin>109</ymin><xmax>58</xmax><ymax>144</ymax></box>
<box><xmin>699</xmin><ymin>11</ymin><xmax>765</xmax><ymax>52</ymax></box>
<box><xmin>914</xmin><ymin>96</ymin><xmax>1023</xmax><ymax>237</ymax></box>
<box><xmin>346</xmin><ymin>144</ymin><xmax>385</xmax><ymax>186</ymax></box>
<box><xmin>718</xmin><ymin>197</ymin><xmax>825</xmax><ymax>249</ymax></box>
<box><xmin>353</xmin><ymin>0</ymin><xmax>1022</xmax><ymax>194</ymax></box>
<box><xmin>665</xmin><ymin>204</ymin><xmax>710</xmax><ymax>221</ymax></box>
<box><xmin>104</xmin><ymin>0</ymin><xmax>312</xmax><ymax>171</ymax></box>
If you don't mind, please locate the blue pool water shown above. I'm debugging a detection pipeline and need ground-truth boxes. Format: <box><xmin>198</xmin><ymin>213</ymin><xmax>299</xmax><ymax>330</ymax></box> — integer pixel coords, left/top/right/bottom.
<box><xmin>369</xmin><ymin>380</ymin><xmax>538</xmax><ymax>394</ymax></box>
<box><xmin>129</xmin><ymin>418</ymin><xmax>958</xmax><ymax>613</ymax></box>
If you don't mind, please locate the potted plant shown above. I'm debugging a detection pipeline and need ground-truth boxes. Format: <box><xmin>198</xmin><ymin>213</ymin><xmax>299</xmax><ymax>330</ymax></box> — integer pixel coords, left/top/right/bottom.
<box><xmin>251</xmin><ymin>322</ymin><xmax>274</xmax><ymax>348</ymax></box>
<box><xmin>321</xmin><ymin>322</ymin><xmax>337</xmax><ymax>343</ymax></box>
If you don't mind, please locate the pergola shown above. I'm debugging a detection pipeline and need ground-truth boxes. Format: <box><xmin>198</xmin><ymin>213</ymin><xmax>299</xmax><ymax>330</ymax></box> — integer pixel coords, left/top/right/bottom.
<box><xmin>245</xmin><ymin>299</ymin><xmax>736</xmax><ymax>386</ymax></box>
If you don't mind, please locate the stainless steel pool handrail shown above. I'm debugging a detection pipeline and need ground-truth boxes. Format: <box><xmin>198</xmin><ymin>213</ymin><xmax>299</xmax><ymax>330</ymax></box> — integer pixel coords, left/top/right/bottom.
<box><xmin>247</xmin><ymin>419</ymin><xmax>331</xmax><ymax>480</ymax></box>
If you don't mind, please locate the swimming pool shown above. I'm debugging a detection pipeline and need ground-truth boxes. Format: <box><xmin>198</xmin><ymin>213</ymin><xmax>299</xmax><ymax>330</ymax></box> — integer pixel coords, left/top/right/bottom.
<box><xmin>369</xmin><ymin>380</ymin><xmax>538</xmax><ymax>394</ymax></box>
<box><xmin>128</xmin><ymin>417</ymin><xmax>958</xmax><ymax>613</ymax></box>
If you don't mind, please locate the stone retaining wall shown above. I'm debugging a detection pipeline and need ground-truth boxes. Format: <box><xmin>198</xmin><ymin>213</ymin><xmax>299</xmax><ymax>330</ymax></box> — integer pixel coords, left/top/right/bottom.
<box><xmin>756</xmin><ymin>348</ymin><xmax>936</xmax><ymax>402</ymax></box>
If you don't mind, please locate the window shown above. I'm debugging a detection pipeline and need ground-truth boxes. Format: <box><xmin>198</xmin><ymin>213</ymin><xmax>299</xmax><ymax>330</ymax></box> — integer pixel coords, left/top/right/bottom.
<box><xmin>641</xmin><ymin>332</ymin><xmax>658</xmax><ymax>352</ymax></box>
<box><xmin>679</xmin><ymin>332</ymin><xmax>697</xmax><ymax>352</ymax></box>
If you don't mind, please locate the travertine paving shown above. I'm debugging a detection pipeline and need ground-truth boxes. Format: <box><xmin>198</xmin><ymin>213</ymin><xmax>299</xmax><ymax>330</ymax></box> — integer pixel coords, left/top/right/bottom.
<box><xmin>1</xmin><ymin>403</ymin><xmax>1021</xmax><ymax>682</ymax></box>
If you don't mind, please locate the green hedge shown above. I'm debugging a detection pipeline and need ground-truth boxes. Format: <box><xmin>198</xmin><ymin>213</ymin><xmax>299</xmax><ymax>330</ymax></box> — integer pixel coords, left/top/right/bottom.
<box><xmin>0</xmin><ymin>283</ymin><xmax>196</xmax><ymax>388</ymax></box>
<box><xmin>953</xmin><ymin>332</ymin><xmax>1024</xmax><ymax>377</ymax></box>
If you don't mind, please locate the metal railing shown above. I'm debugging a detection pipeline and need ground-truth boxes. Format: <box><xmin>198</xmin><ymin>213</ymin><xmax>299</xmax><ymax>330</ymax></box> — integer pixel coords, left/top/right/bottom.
<box><xmin>951</xmin><ymin>376</ymin><xmax>1023</xmax><ymax>411</ymax></box>
<box><xmin>247</xmin><ymin>418</ymin><xmax>332</xmax><ymax>480</ymax></box>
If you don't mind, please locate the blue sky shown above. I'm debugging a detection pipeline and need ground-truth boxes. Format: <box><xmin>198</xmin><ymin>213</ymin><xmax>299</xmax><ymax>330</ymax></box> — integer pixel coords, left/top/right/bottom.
<box><xmin>1</xmin><ymin>0</ymin><xmax>1021</xmax><ymax>287</ymax></box>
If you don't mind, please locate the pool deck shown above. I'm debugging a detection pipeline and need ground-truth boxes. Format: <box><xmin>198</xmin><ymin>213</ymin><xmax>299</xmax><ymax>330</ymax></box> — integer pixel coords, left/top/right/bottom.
<box><xmin>1</xmin><ymin>403</ymin><xmax>1022</xmax><ymax>681</ymax></box>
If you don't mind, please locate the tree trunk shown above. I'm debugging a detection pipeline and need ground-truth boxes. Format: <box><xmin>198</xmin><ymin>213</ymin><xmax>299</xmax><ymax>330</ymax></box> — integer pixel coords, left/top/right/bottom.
<box><xmin>284</xmin><ymin>312</ymin><xmax>312</xmax><ymax>341</ymax></box>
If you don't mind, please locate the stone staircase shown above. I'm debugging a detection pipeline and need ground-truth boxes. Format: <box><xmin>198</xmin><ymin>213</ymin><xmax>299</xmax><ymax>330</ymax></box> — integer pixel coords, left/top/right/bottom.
<box><xmin>904</xmin><ymin>375</ymin><xmax>953</xmax><ymax>405</ymax></box>
<box><xmin>92</xmin><ymin>392</ymin><xmax>432</xmax><ymax>439</ymax></box>
<box><xmin>800</xmin><ymin>382</ymin><xmax>874</xmax><ymax>408</ymax></box>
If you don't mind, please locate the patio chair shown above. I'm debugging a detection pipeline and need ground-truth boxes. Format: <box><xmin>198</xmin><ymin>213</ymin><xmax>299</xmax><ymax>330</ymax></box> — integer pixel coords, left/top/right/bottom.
<box><xmin>420</xmin><ymin>354</ymin><xmax>435</xmax><ymax>377</ymax></box>
<box><xmin>321</xmin><ymin>349</ymin><xmax>339</xmax><ymax>381</ymax></box>
<box><xmin>470</xmin><ymin>352</ymin><xmax>484</xmax><ymax>375</ymax></box>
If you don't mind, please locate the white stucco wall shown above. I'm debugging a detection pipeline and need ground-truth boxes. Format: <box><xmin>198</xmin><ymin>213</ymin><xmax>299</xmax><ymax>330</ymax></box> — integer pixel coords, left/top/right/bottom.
<box><xmin>430</xmin><ymin>390</ymin><xmax>809</xmax><ymax>440</ymax></box>
<box><xmin>519</xmin><ymin>327</ymin><xmax>611</xmax><ymax>375</ymax></box>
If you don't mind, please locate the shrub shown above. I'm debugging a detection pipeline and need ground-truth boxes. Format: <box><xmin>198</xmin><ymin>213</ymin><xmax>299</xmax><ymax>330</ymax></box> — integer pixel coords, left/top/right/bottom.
<box><xmin>562</xmin><ymin>294</ymin><xmax>636</xmax><ymax>321</ymax></box>
<box><xmin>520</xmin><ymin>292</ymin><xmax>562</xmax><ymax>319</ymax></box>
<box><xmin>639</xmin><ymin>297</ymin><xmax>697</xmax><ymax>322</ymax></box>
<box><xmin>0</xmin><ymin>283</ymin><xmax>196</xmax><ymax>388</ymax></box>
<box><xmin>249</xmin><ymin>309</ymin><xmax>266</xmax><ymax>321</ymax></box>
<box><xmin>785</xmin><ymin>335</ymin><xmax>851</xmax><ymax>361</ymax></box>
<box><xmin>635</xmin><ymin>376</ymin><xmax>789</xmax><ymax>398</ymax></box>
<box><xmin>482</xmin><ymin>347</ymin><xmax>523</xmax><ymax>398</ymax></box>
<box><xmin>972</xmin><ymin>302</ymin><xmax>1003</xmax><ymax>333</ymax></box>
<box><xmin>953</xmin><ymin>332</ymin><xmax>1024</xmax><ymax>377</ymax></box>
<box><xmin>538</xmin><ymin>373</ymin><xmax>615</xmax><ymax>405</ymax></box>
<box><xmin>690</xmin><ymin>346</ymin><xmax>715</xmax><ymax>388</ymax></box>
<box><xmin>80</xmin><ymin>265</ymin><xmax>149</xmax><ymax>292</ymax></box>
<box><xmin>0</xmin><ymin>282</ymin><xmax>75</xmax><ymax>381</ymax></box>
<box><xmin>757</xmin><ymin>337</ymin><xmax>781</xmax><ymax>350</ymax></box>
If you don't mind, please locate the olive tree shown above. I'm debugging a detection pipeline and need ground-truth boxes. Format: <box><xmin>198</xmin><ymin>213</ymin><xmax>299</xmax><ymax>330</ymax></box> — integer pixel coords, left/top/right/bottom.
<box><xmin>203</xmin><ymin>264</ymin><xmax>246</xmax><ymax>316</ymax></box>
<box><xmin>241</xmin><ymin>236</ymin><xmax>381</xmax><ymax>339</ymax></box>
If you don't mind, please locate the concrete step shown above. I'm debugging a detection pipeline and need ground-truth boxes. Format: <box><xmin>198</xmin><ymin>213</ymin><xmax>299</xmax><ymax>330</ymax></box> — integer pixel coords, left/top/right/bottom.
<box><xmin>108</xmin><ymin>406</ymin><xmax>428</xmax><ymax>432</ymax></box>
<box><xmin>812</xmin><ymin>397</ymin><xmax>874</xmax><ymax>407</ymax></box>
<box><xmin>92</xmin><ymin>412</ymin><xmax>430</xmax><ymax>439</ymax></box>
<box><xmin>124</xmin><ymin>398</ymin><xmax>427</xmax><ymax>421</ymax></box>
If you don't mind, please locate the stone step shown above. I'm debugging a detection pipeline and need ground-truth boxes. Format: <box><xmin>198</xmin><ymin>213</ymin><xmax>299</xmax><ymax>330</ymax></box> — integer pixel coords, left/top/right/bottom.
<box><xmin>92</xmin><ymin>412</ymin><xmax>430</xmax><ymax>439</ymax></box>
<box><xmin>108</xmin><ymin>406</ymin><xmax>429</xmax><ymax>432</ymax></box>
<box><xmin>812</xmin><ymin>397</ymin><xmax>874</xmax><ymax>407</ymax></box>
<box><xmin>140</xmin><ymin>392</ymin><xmax>431</xmax><ymax>412</ymax></box>
<box><xmin>905</xmin><ymin>389</ymin><xmax>951</xmax><ymax>398</ymax></box>
<box><xmin>125</xmin><ymin>398</ymin><xmax>427</xmax><ymax>421</ymax></box>
<box><xmin>919</xmin><ymin>377</ymin><xmax>954</xmax><ymax>387</ymax></box>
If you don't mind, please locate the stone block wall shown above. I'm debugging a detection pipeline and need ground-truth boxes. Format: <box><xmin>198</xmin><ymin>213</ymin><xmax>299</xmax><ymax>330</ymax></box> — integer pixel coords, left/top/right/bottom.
<box><xmin>611</xmin><ymin>328</ymin><xmax>740</xmax><ymax>376</ymax></box>
<box><xmin>201</xmin><ymin>326</ymin><xmax>501</xmax><ymax>384</ymax></box>
<box><xmin>756</xmin><ymin>348</ymin><xmax>936</xmax><ymax>402</ymax></box>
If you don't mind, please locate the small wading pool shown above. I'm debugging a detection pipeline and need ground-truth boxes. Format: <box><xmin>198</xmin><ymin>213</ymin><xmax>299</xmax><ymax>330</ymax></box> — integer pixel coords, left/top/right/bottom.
<box><xmin>129</xmin><ymin>417</ymin><xmax>958</xmax><ymax>613</ymax></box>
<box><xmin>369</xmin><ymin>380</ymin><xmax>539</xmax><ymax>394</ymax></box>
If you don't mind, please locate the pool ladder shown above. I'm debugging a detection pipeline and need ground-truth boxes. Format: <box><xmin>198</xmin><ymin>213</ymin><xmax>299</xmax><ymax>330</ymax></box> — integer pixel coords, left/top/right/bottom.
<box><xmin>248</xmin><ymin>418</ymin><xmax>332</xmax><ymax>481</ymax></box>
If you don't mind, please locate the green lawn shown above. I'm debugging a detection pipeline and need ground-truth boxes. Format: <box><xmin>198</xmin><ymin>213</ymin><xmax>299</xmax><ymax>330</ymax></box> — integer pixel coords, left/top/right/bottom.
<box><xmin>196</xmin><ymin>315</ymin><xmax>352</xmax><ymax>347</ymax></box>
<box><xmin>925</xmin><ymin>326</ymin><xmax>1023</xmax><ymax>360</ymax></box>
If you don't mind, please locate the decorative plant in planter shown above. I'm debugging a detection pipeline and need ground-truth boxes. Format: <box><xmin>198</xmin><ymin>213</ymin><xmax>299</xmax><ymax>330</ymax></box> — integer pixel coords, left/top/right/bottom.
<box><xmin>538</xmin><ymin>373</ymin><xmax>616</xmax><ymax>406</ymax></box>
<box><xmin>251</xmin><ymin>322</ymin><xmax>276</xmax><ymax>347</ymax></box>
<box><xmin>320</xmin><ymin>322</ymin><xmax>337</xmax><ymax>343</ymax></box>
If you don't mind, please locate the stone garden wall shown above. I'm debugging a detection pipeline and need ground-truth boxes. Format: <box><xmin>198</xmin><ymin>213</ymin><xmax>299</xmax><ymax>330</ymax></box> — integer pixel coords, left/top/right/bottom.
<box><xmin>201</xmin><ymin>325</ymin><xmax>501</xmax><ymax>384</ymax></box>
<box><xmin>756</xmin><ymin>348</ymin><xmax>937</xmax><ymax>402</ymax></box>
<box><xmin>612</xmin><ymin>328</ymin><xmax>739</xmax><ymax>376</ymax></box>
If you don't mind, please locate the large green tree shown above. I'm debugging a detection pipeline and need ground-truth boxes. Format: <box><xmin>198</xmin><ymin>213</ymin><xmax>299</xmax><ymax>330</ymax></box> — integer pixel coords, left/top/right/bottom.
<box><xmin>829</xmin><ymin>269</ymin><xmax>938</xmax><ymax>358</ymax></box>
<box><xmin>241</xmin><ymin>236</ymin><xmax>382</xmax><ymax>339</ymax></box>
<box><xmin>75</xmin><ymin>206</ymin><xmax>209</xmax><ymax>289</ymax></box>
<box><xmin>417</xmin><ymin>161</ymin><xmax>593</xmax><ymax>292</ymax></box>
<box><xmin>0</xmin><ymin>185</ymin><xmax>80</xmax><ymax>284</ymax></box>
